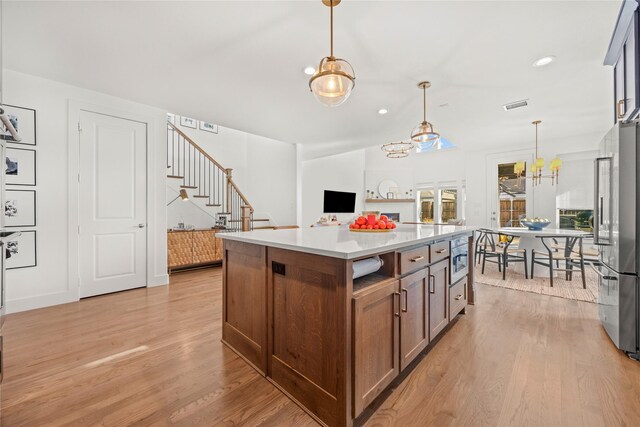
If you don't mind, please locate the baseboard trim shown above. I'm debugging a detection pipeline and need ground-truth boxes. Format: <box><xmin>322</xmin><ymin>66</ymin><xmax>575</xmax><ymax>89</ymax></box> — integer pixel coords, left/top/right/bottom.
<box><xmin>6</xmin><ymin>291</ymin><xmax>77</xmax><ymax>314</ymax></box>
<box><xmin>148</xmin><ymin>274</ymin><xmax>169</xmax><ymax>287</ymax></box>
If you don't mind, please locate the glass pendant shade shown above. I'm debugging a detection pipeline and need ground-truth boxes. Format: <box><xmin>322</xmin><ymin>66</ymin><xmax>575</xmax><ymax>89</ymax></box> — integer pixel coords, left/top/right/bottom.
<box><xmin>410</xmin><ymin>81</ymin><xmax>440</xmax><ymax>147</ymax></box>
<box><xmin>550</xmin><ymin>157</ymin><xmax>562</xmax><ymax>172</ymax></box>
<box><xmin>410</xmin><ymin>121</ymin><xmax>440</xmax><ymax>145</ymax></box>
<box><xmin>309</xmin><ymin>57</ymin><xmax>355</xmax><ymax>107</ymax></box>
<box><xmin>513</xmin><ymin>161</ymin><xmax>526</xmax><ymax>175</ymax></box>
<box><xmin>534</xmin><ymin>157</ymin><xmax>545</xmax><ymax>169</ymax></box>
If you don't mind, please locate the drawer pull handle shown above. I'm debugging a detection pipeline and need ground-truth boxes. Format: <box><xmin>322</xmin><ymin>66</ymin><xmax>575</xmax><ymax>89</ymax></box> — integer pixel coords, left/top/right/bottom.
<box><xmin>436</xmin><ymin>249</ymin><xmax>447</xmax><ymax>254</ymax></box>
<box><xmin>618</xmin><ymin>99</ymin><xmax>626</xmax><ymax>119</ymax></box>
<box><xmin>401</xmin><ymin>288</ymin><xmax>408</xmax><ymax>312</ymax></box>
<box><xmin>410</xmin><ymin>255</ymin><xmax>425</xmax><ymax>262</ymax></box>
<box><xmin>454</xmin><ymin>294</ymin><xmax>463</xmax><ymax>301</ymax></box>
<box><xmin>394</xmin><ymin>291</ymin><xmax>401</xmax><ymax>317</ymax></box>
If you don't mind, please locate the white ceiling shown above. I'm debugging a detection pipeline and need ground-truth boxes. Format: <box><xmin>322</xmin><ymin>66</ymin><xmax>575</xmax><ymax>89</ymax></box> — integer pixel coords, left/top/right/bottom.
<box><xmin>3</xmin><ymin>1</ymin><xmax>621</xmax><ymax>158</ymax></box>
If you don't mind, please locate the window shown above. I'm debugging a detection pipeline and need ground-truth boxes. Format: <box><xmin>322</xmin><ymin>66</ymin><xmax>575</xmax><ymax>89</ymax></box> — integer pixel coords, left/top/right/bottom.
<box><xmin>440</xmin><ymin>188</ymin><xmax>458</xmax><ymax>222</ymax></box>
<box><xmin>416</xmin><ymin>137</ymin><xmax>456</xmax><ymax>154</ymax></box>
<box><xmin>419</xmin><ymin>189</ymin><xmax>435</xmax><ymax>223</ymax></box>
<box><xmin>417</xmin><ymin>181</ymin><xmax>465</xmax><ymax>224</ymax></box>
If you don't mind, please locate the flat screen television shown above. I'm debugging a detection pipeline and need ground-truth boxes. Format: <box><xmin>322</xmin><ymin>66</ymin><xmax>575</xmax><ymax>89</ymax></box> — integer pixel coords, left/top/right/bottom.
<box><xmin>323</xmin><ymin>190</ymin><xmax>356</xmax><ymax>213</ymax></box>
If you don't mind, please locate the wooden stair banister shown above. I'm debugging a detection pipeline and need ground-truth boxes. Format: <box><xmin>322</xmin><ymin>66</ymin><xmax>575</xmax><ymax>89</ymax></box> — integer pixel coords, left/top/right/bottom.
<box><xmin>167</xmin><ymin>121</ymin><xmax>255</xmax><ymax>231</ymax></box>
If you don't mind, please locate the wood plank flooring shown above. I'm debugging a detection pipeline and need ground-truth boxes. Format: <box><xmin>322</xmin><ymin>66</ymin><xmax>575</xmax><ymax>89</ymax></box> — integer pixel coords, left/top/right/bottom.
<box><xmin>1</xmin><ymin>267</ymin><xmax>640</xmax><ymax>426</ymax></box>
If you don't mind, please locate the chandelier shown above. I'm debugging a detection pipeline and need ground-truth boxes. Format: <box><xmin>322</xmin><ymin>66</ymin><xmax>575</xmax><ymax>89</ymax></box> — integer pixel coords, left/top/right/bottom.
<box><xmin>514</xmin><ymin>120</ymin><xmax>562</xmax><ymax>185</ymax></box>
<box><xmin>381</xmin><ymin>141</ymin><xmax>415</xmax><ymax>158</ymax></box>
<box><xmin>308</xmin><ymin>0</ymin><xmax>355</xmax><ymax>107</ymax></box>
<box><xmin>410</xmin><ymin>81</ymin><xmax>440</xmax><ymax>147</ymax></box>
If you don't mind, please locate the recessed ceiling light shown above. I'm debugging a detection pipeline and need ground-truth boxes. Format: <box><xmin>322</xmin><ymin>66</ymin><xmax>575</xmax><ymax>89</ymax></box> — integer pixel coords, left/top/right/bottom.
<box><xmin>533</xmin><ymin>55</ymin><xmax>556</xmax><ymax>67</ymax></box>
<box><xmin>377</xmin><ymin>108</ymin><xmax>388</xmax><ymax>115</ymax></box>
<box><xmin>303</xmin><ymin>66</ymin><xmax>316</xmax><ymax>75</ymax></box>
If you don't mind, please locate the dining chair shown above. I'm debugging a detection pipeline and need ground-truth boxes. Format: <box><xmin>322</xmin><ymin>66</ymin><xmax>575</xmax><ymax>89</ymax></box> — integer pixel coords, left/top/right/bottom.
<box><xmin>531</xmin><ymin>235</ymin><xmax>586</xmax><ymax>288</ymax></box>
<box><xmin>481</xmin><ymin>231</ymin><xmax>529</xmax><ymax>280</ymax></box>
<box><xmin>474</xmin><ymin>229</ymin><xmax>490</xmax><ymax>265</ymax></box>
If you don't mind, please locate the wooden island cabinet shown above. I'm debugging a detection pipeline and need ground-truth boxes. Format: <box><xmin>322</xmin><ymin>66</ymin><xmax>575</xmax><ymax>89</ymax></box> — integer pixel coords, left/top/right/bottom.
<box><xmin>219</xmin><ymin>225</ymin><xmax>475</xmax><ymax>427</ymax></box>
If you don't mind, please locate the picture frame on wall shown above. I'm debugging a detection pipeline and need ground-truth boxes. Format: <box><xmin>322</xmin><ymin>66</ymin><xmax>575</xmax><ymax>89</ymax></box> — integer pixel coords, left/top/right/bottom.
<box><xmin>5</xmin><ymin>189</ymin><xmax>36</xmax><ymax>228</ymax></box>
<box><xmin>199</xmin><ymin>121</ymin><xmax>218</xmax><ymax>134</ymax></box>
<box><xmin>5</xmin><ymin>230</ymin><xmax>37</xmax><ymax>270</ymax></box>
<box><xmin>5</xmin><ymin>147</ymin><xmax>36</xmax><ymax>186</ymax></box>
<box><xmin>0</xmin><ymin>105</ymin><xmax>36</xmax><ymax>145</ymax></box>
<box><xmin>180</xmin><ymin>116</ymin><xmax>197</xmax><ymax>129</ymax></box>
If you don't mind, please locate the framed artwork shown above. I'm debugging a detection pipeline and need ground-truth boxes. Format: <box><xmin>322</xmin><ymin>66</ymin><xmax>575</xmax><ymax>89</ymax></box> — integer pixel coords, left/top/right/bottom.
<box><xmin>5</xmin><ymin>189</ymin><xmax>36</xmax><ymax>227</ymax></box>
<box><xmin>180</xmin><ymin>116</ymin><xmax>197</xmax><ymax>129</ymax></box>
<box><xmin>0</xmin><ymin>105</ymin><xmax>36</xmax><ymax>145</ymax></box>
<box><xmin>6</xmin><ymin>230</ymin><xmax>37</xmax><ymax>270</ymax></box>
<box><xmin>199</xmin><ymin>121</ymin><xmax>218</xmax><ymax>134</ymax></box>
<box><xmin>6</xmin><ymin>147</ymin><xmax>36</xmax><ymax>186</ymax></box>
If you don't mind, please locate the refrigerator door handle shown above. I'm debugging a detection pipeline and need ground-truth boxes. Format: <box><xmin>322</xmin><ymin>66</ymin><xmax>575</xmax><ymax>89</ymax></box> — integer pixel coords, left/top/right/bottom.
<box><xmin>594</xmin><ymin>158</ymin><xmax>601</xmax><ymax>245</ymax></box>
<box><xmin>593</xmin><ymin>157</ymin><xmax>612</xmax><ymax>246</ymax></box>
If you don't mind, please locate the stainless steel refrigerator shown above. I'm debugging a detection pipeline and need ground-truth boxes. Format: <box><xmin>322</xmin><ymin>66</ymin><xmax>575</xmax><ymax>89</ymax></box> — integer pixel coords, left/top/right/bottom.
<box><xmin>594</xmin><ymin>120</ymin><xmax>640</xmax><ymax>358</ymax></box>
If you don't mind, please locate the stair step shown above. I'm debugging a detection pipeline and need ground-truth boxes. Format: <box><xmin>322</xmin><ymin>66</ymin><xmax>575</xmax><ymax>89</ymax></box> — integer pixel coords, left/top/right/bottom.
<box><xmin>206</xmin><ymin>204</ymin><xmax>222</xmax><ymax>207</ymax></box>
<box><xmin>229</xmin><ymin>218</ymin><xmax>269</xmax><ymax>223</ymax></box>
<box><xmin>192</xmin><ymin>195</ymin><xmax>209</xmax><ymax>199</ymax></box>
<box><xmin>180</xmin><ymin>185</ymin><xmax>198</xmax><ymax>189</ymax></box>
<box><xmin>167</xmin><ymin>175</ymin><xmax>184</xmax><ymax>179</ymax></box>
<box><xmin>218</xmin><ymin>212</ymin><xmax>231</xmax><ymax>215</ymax></box>
<box><xmin>253</xmin><ymin>226</ymin><xmax>276</xmax><ymax>230</ymax></box>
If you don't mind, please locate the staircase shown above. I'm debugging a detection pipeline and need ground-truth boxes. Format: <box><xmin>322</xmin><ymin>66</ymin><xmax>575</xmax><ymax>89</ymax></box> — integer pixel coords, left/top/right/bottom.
<box><xmin>166</xmin><ymin>121</ymin><xmax>256</xmax><ymax>231</ymax></box>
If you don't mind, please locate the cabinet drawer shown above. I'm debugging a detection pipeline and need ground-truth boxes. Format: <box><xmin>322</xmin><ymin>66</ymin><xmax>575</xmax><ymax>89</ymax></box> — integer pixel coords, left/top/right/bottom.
<box><xmin>449</xmin><ymin>276</ymin><xmax>467</xmax><ymax>319</ymax></box>
<box><xmin>430</xmin><ymin>241</ymin><xmax>450</xmax><ymax>264</ymax></box>
<box><xmin>398</xmin><ymin>245</ymin><xmax>430</xmax><ymax>275</ymax></box>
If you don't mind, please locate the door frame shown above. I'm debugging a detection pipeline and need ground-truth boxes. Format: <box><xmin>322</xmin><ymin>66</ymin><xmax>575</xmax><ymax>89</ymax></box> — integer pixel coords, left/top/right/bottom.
<box><xmin>486</xmin><ymin>149</ymin><xmax>534</xmax><ymax>228</ymax></box>
<box><xmin>68</xmin><ymin>100</ymin><xmax>167</xmax><ymax>301</ymax></box>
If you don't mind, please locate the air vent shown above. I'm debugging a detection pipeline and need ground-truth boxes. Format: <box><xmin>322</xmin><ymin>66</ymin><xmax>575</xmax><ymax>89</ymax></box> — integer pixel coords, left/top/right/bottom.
<box><xmin>502</xmin><ymin>99</ymin><xmax>529</xmax><ymax>111</ymax></box>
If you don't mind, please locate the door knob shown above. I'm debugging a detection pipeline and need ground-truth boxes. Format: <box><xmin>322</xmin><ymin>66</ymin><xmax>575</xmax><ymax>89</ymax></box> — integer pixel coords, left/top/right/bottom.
<box><xmin>138</xmin><ymin>223</ymin><xmax>145</xmax><ymax>228</ymax></box>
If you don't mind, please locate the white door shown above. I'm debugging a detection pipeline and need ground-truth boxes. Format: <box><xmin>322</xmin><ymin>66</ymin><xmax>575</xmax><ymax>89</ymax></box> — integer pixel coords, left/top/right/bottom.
<box><xmin>486</xmin><ymin>151</ymin><xmax>534</xmax><ymax>228</ymax></box>
<box><xmin>78</xmin><ymin>110</ymin><xmax>147</xmax><ymax>298</ymax></box>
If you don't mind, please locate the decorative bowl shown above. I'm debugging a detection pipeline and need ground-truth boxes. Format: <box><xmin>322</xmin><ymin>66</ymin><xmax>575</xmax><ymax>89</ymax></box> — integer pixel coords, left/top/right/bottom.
<box><xmin>520</xmin><ymin>218</ymin><xmax>551</xmax><ymax>231</ymax></box>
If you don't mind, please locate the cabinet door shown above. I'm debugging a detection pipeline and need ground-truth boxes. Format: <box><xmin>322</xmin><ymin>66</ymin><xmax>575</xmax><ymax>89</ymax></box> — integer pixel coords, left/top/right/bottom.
<box><xmin>624</xmin><ymin>12</ymin><xmax>640</xmax><ymax>121</ymax></box>
<box><xmin>615</xmin><ymin>54</ymin><xmax>626</xmax><ymax>123</ymax></box>
<box><xmin>428</xmin><ymin>260</ymin><xmax>449</xmax><ymax>341</ymax></box>
<box><xmin>399</xmin><ymin>270</ymin><xmax>428</xmax><ymax>371</ymax></box>
<box><xmin>193</xmin><ymin>230</ymin><xmax>216</xmax><ymax>264</ymax></box>
<box><xmin>353</xmin><ymin>279</ymin><xmax>400</xmax><ymax>417</ymax></box>
<box><xmin>167</xmin><ymin>231</ymin><xmax>193</xmax><ymax>268</ymax></box>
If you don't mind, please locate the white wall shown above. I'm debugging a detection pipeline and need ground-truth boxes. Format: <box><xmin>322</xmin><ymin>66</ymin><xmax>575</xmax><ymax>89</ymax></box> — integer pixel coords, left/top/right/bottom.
<box><xmin>301</xmin><ymin>132</ymin><xmax>604</xmax><ymax>229</ymax></box>
<box><xmin>166</xmin><ymin>186</ymin><xmax>217</xmax><ymax>230</ymax></box>
<box><xmin>4</xmin><ymin>70</ymin><xmax>168</xmax><ymax>313</ymax></box>
<box><xmin>301</xmin><ymin>149</ymin><xmax>365</xmax><ymax>226</ymax></box>
<box><xmin>173</xmin><ymin>117</ymin><xmax>297</xmax><ymax>227</ymax></box>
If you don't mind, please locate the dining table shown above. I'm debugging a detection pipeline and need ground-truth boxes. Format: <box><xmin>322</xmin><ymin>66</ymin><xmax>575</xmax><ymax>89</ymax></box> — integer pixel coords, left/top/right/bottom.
<box><xmin>497</xmin><ymin>227</ymin><xmax>593</xmax><ymax>278</ymax></box>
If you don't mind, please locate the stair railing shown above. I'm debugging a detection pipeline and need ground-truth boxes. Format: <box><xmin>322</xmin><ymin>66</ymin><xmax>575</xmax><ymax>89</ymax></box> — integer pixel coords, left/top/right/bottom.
<box><xmin>167</xmin><ymin>121</ymin><xmax>254</xmax><ymax>231</ymax></box>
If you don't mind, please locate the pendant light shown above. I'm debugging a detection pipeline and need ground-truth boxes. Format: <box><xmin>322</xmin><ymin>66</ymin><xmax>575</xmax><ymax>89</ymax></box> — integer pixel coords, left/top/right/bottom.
<box><xmin>381</xmin><ymin>140</ymin><xmax>415</xmax><ymax>158</ymax></box>
<box><xmin>410</xmin><ymin>81</ymin><xmax>440</xmax><ymax>147</ymax></box>
<box><xmin>515</xmin><ymin>120</ymin><xmax>562</xmax><ymax>186</ymax></box>
<box><xmin>308</xmin><ymin>0</ymin><xmax>356</xmax><ymax>107</ymax></box>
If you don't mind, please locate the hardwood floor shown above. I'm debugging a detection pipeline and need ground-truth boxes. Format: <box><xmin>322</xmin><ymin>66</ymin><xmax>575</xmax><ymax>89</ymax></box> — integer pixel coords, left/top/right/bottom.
<box><xmin>2</xmin><ymin>268</ymin><xmax>640</xmax><ymax>426</ymax></box>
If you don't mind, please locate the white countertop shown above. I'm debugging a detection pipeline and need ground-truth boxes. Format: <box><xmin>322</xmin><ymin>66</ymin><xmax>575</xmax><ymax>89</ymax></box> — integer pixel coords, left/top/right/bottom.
<box><xmin>218</xmin><ymin>224</ymin><xmax>475</xmax><ymax>259</ymax></box>
<box><xmin>498</xmin><ymin>227</ymin><xmax>591</xmax><ymax>237</ymax></box>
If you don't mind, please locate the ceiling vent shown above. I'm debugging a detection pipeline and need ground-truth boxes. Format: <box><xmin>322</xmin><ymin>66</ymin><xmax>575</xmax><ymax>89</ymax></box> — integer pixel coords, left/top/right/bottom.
<box><xmin>502</xmin><ymin>99</ymin><xmax>529</xmax><ymax>111</ymax></box>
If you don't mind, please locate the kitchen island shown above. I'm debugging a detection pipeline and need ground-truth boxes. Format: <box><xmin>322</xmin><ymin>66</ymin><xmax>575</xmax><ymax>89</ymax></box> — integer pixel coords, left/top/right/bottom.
<box><xmin>218</xmin><ymin>224</ymin><xmax>475</xmax><ymax>427</ymax></box>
